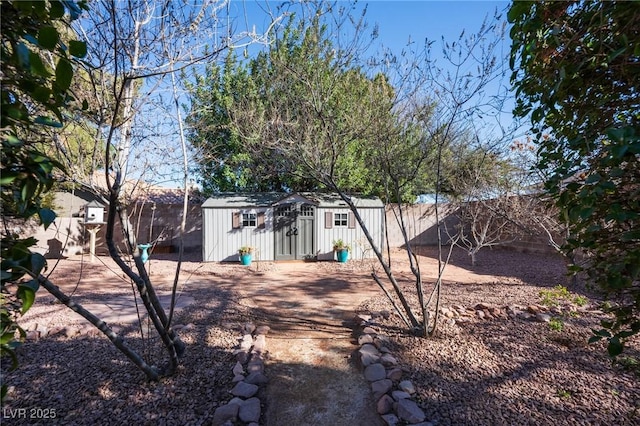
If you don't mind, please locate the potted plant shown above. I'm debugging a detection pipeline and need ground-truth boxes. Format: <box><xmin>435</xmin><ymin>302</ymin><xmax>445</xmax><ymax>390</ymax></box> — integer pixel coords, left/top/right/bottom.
<box><xmin>332</xmin><ymin>239</ymin><xmax>350</xmax><ymax>263</ymax></box>
<box><xmin>238</xmin><ymin>246</ymin><xmax>254</xmax><ymax>266</ymax></box>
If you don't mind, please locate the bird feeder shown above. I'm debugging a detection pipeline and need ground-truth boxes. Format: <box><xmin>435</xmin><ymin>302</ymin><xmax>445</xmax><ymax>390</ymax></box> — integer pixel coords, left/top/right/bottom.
<box><xmin>82</xmin><ymin>200</ymin><xmax>106</xmax><ymax>262</ymax></box>
<box><xmin>85</xmin><ymin>200</ymin><xmax>105</xmax><ymax>223</ymax></box>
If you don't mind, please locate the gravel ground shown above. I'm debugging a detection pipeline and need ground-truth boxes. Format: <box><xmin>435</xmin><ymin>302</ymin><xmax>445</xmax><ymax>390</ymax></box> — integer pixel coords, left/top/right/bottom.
<box><xmin>358</xmin><ymin>247</ymin><xmax>640</xmax><ymax>425</ymax></box>
<box><xmin>2</xmin><ymin>247</ymin><xmax>639</xmax><ymax>425</ymax></box>
<box><xmin>2</xmin><ymin>293</ymin><xmax>254</xmax><ymax>425</ymax></box>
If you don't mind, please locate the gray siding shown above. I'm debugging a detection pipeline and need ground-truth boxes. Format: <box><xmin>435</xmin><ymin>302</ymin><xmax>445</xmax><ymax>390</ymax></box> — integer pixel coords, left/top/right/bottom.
<box><xmin>202</xmin><ymin>207</ymin><xmax>273</xmax><ymax>262</ymax></box>
<box><xmin>202</xmin><ymin>193</ymin><xmax>384</xmax><ymax>262</ymax></box>
<box><xmin>315</xmin><ymin>207</ymin><xmax>384</xmax><ymax>261</ymax></box>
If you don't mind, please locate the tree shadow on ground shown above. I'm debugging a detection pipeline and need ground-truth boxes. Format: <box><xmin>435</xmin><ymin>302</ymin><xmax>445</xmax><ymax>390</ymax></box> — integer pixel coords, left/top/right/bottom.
<box><xmin>5</xmin><ymin>255</ymin><xmax>389</xmax><ymax>426</ymax></box>
<box><xmin>412</xmin><ymin>245</ymin><xmax>599</xmax><ymax>299</ymax></box>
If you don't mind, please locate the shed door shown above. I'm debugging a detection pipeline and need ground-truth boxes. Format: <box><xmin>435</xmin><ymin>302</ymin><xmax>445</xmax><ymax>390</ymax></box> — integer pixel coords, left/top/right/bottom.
<box><xmin>297</xmin><ymin>204</ymin><xmax>315</xmax><ymax>259</ymax></box>
<box><xmin>275</xmin><ymin>204</ymin><xmax>296</xmax><ymax>260</ymax></box>
<box><xmin>274</xmin><ymin>203</ymin><xmax>315</xmax><ymax>260</ymax></box>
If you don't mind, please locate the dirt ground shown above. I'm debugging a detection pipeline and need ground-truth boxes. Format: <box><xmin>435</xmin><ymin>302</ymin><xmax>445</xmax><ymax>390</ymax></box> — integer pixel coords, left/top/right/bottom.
<box><xmin>2</xmin><ymin>247</ymin><xmax>639</xmax><ymax>425</ymax></box>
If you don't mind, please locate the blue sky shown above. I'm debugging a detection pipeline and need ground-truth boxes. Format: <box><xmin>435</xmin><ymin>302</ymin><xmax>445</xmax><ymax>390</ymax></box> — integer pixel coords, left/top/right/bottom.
<box><xmin>234</xmin><ymin>1</ymin><xmax>510</xmax><ymax>57</ymax></box>
<box><xmin>361</xmin><ymin>1</ymin><xmax>509</xmax><ymax>52</ymax></box>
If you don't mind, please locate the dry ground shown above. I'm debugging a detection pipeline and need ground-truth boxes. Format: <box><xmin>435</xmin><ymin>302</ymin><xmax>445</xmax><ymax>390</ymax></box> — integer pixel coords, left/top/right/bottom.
<box><xmin>1</xmin><ymin>247</ymin><xmax>639</xmax><ymax>425</ymax></box>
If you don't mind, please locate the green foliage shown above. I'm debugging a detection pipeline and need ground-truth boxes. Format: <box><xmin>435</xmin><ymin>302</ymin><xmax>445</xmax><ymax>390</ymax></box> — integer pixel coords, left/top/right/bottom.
<box><xmin>548</xmin><ymin>317</ymin><xmax>564</xmax><ymax>333</ymax></box>
<box><xmin>573</xmin><ymin>295</ymin><xmax>588</xmax><ymax>308</ymax></box>
<box><xmin>557</xmin><ymin>389</ymin><xmax>572</xmax><ymax>399</ymax></box>
<box><xmin>1</xmin><ymin>0</ymin><xmax>86</xmax><ymax>401</ymax></box>
<box><xmin>332</xmin><ymin>239</ymin><xmax>351</xmax><ymax>252</ymax></box>
<box><xmin>238</xmin><ymin>246</ymin><xmax>254</xmax><ymax>255</ymax></box>
<box><xmin>614</xmin><ymin>355</ymin><xmax>640</xmax><ymax>377</ymax></box>
<box><xmin>509</xmin><ymin>1</ymin><xmax>640</xmax><ymax>357</ymax></box>
<box><xmin>187</xmin><ymin>52</ymin><xmax>284</xmax><ymax>193</ymax></box>
<box><xmin>539</xmin><ymin>285</ymin><xmax>571</xmax><ymax>307</ymax></box>
<box><xmin>188</xmin><ymin>5</ymin><xmax>397</xmax><ymax>197</ymax></box>
<box><xmin>538</xmin><ymin>285</ymin><xmax>586</xmax><ymax>333</ymax></box>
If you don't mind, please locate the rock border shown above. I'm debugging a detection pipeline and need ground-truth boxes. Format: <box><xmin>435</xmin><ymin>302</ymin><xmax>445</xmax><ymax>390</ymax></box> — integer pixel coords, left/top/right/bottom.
<box><xmin>213</xmin><ymin>322</ymin><xmax>270</xmax><ymax>426</ymax></box>
<box><xmin>354</xmin><ymin>312</ymin><xmax>433</xmax><ymax>426</ymax></box>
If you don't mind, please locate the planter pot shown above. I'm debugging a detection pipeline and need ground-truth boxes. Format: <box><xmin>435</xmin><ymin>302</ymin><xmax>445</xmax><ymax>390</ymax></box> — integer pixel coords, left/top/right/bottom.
<box><xmin>138</xmin><ymin>244</ymin><xmax>152</xmax><ymax>263</ymax></box>
<box><xmin>336</xmin><ymin>249</ymin><xmax>349</xmax><ymax>263</ymax></box>
<box><xmin>240</xmin><ymin>253</ymin><xmax>253</xmax><ymax>266</ymax></box>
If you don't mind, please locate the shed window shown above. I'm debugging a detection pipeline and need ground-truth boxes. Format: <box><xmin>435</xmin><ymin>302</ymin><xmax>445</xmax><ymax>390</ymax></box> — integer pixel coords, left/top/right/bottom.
<box><xmin>242</xmin><ymin>213</ymin><xmax>257</xmax><ymax>227</ymax></box>
<box><xmin>334</xmin><ymin>213</ymin><xmax>348</xmax><ymax>227</ymax></box>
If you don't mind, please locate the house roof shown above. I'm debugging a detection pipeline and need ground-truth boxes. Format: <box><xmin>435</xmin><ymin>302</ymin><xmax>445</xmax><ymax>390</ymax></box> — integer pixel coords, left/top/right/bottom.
<box><xmin>86</xmin><ymin>200</ymin><xmax>105</xmax><ymax>208</ymax></box>
<box><xmin>141</xmin><ymin>188</ymin><xmax>204</xmax><ymax>205</ymax></box>
<box><xmin>202</xmin><ymin>192</ymin><xmax>384</xmax><ymax>209</ymax></box>
<box><xmin>71</xmin><ymin>171</ymin><xmax>203</xmax><ymax>205</ymax></box>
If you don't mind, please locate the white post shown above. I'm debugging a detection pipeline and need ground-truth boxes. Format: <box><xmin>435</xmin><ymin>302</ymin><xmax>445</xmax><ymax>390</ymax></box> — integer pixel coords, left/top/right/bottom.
<box><xmin>88</xmin><ymin>225</ymin><xmax>101</xmax><ymax>263</ymax></box>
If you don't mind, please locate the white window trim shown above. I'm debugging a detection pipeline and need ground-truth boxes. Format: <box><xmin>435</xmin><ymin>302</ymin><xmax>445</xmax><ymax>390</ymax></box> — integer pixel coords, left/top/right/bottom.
<box><xmin>242</xmin><ymin>212</ymin><xmax>257</xmax><ymax>227</ymax></box>
<box><xmin>334</xmin><ymin>212</ymin><xmax>348</xmax><ymax>227</ymax></box>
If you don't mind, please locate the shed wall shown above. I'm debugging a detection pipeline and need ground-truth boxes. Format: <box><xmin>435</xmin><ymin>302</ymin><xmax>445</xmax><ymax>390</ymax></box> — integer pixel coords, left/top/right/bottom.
<box><xmin>202</xmin><ymin>207</ymin><xmax>273</xmax><ymax>262</ymax></box>
<box><xmin>315</xmin><ymin>207</ymin><xmax>384</xmax><ymax>261</ymax></box>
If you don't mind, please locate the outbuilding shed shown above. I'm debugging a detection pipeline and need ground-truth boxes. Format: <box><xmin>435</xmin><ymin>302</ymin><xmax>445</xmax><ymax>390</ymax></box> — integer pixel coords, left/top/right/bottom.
<box><xmin>201</xmin><ymin>192</ymin><xmax>384</xmax><ymax>262</ymax></box>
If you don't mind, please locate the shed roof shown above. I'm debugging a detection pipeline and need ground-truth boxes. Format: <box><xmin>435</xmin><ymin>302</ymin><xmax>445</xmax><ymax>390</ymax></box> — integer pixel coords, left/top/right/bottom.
<box><xmin>202</xmin><ymin>192</ymin><xmax>383</xmax><ymax>209</ymax></box>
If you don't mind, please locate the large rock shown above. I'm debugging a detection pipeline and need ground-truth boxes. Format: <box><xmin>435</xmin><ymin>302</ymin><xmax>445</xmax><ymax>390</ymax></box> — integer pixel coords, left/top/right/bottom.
<box><xmin>396</xmin><ymin>398</ymin><xmax>426</xmax><ymax>423</ymax></box>
<box><xmin>364</xmin><ymin>363</ymin><xmax>387</xmax><ymax>382</ymax></box>
<box><xmin>238</xmin><ymin>397</ymin><xmax>261</xmax><ymax>423</ymax></box>
<box><xmin>391</xmin><ymin>390</ymin><xmax>411</xmax><ymax>401</ymax></box>
<box><xmin>377</xmin><ymin>394</ymin><xmax>394</xmax><ymax>414</ymax></box>
<box><xmin>253</xmin><ymin>334</ymin><xmax>266</xmax><ymax>353</ymax></box>
<box><xmin>245</xmin><ymin>372</ymin><xmax>269</xmax><ymax>385</ymax></box>
<box><xmin>380</xmin><ymin>353</ymin><xmax>398</xmax><ymax>367</ymax></box>
<box><xmin>381</xmin><ymin>413</ymin><xmax>400</xmax><ymax>426</ymax></box>
<box><xmin>386</xmin><ymin>368</ymin><xmax>403</xmax><ymax>382</ymax></box>
<box><xmin>359</xmin><ymin>344</ymin><xmax>381</xmax><ymax>367</ymax></box>
<box><xmin>398</xmin><ymin>380</ymin><xmax>416</xmax><ymax>394</ymax></box>
<box><xmin>234</xmin><ymin>350</ymin><xmax>249</xmax><ymax>363</ymax></box>
<box><xmin>475</xmin><ymin>302</ymin><xmax>494</xmax><ymax>310</ymax></box>
<box><xmin>232</xmin><ymin>361</ymin><xmax>244</xmax><ymax>376</ymax></box>
<box><xmin>358</xmin><ymin>334</ymin><xmax>374</xmax><ymax>345</ymax></box>
<box><xmin>240</xmin><ymin>334</ymin><xmax>253</xmax><ymax>352</ymax></box>
<box><xmin>230</xmin><ymin>381</ymin><xmax>259</xmax><ymax>398</ymax></box>
<box><xmin>371</xmin><ymin>378</ymin><xmax>393</xmax><ymax>400</ymax></box>
<box><xmin>212</xmin><ymin>403</ymin><xmax>238</xmax><ymax>425</ymax></box>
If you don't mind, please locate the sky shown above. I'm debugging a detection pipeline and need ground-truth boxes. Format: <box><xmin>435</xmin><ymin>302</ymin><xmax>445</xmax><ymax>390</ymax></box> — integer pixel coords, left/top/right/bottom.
<box><xmin>359</xmin><ymin>1</ymin><xmax>509</xmax><ymax>52</ymax></box>
<box><xmin>236</xmin><ymin>1</ymin><xmax>511</xmax><ymax>55</ymax></box>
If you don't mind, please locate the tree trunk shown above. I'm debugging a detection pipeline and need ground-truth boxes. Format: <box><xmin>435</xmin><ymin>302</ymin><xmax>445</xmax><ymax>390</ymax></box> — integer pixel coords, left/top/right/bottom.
<box><xmin>37</xmin><ymin>275</ymin><xmax>159</xmax><ymax>380</ymax></box>
<box><xmin>332</xmin><ymin>186</ymin><xmax>420</xmax><ymax>329</ymax></box>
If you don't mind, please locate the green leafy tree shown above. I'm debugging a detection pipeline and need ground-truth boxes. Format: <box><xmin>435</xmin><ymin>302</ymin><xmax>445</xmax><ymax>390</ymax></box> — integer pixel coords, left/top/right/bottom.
<box><xmin>1</xmin><ymin>0</ymin><xmax>87</xmax><ymax>401</ymax></box>
<box><xmin>227</xmin><ymin>9</ymin><xmax>386</xmax><ymax>194</ymax></box>
<box><xmin>509</xmin><ymin>1</ymin><xmax>640</xmax><ymax>356</ymax></box>
<box><xmin>187</xmin><ymin>51</ymin><xmax>314</xmax><ymax>193</ymax></box>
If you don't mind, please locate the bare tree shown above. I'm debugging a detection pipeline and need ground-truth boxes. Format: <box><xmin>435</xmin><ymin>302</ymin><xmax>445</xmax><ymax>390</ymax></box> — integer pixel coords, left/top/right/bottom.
<box><xmin>38</xmin><ymin>0</ymin><xmax>282</xmax><ymax>379</ymax></box>
<box><xmin>376</xmin><ymin>10</ymin><xmax>513</xmax><ymax>333</ymax></box>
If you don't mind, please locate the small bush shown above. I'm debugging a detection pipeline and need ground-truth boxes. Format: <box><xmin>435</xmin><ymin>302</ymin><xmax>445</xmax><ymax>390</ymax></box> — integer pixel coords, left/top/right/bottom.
<box><xmin>573</xmin><ymin>295</ymin><xmax>588</xmax><ymax>307</ymax></box>
<box><xmin>557</xmin><ymin>389</ymin><xmax>572</xmax><ymax>399</ymax></box>
<box><xmin>615</xmin><ymin>356</ymin><xmax>640</xmax><ymax>376</ymax></box>
<box><xmin>549</xmin><ymin>317</ymin><xmax>564</xmax><ymax>332</ymax></box>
